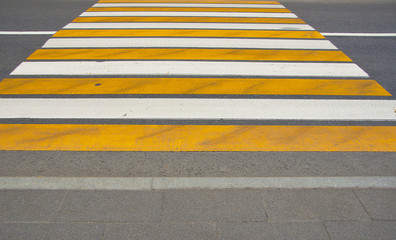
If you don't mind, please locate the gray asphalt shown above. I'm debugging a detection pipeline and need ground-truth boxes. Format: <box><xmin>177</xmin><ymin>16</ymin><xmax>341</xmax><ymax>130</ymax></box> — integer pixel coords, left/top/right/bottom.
<box><xmin>0</xmin><ymin>0</ymin><xmax>96</xmax><ymax>81</ymax></box>
<box><xmin>283</xmin><ymin>0</ymin><xmax>396</xmax><ymax>97</ymax></box>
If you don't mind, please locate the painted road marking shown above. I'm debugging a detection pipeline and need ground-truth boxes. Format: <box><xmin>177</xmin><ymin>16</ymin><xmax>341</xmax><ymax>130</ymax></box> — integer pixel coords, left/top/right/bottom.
<box><xmin>0</xmin><ymin>31</ymin><xmax>56</xmax><ymax>35</ymax></box>
<box><xmin>92</xmin><ymin>3</ymin><xmax>286</xmax><ymax>8</ymax></box>
<box><xmin>321</xmin><ymin>33</ymin><xmax>396</xmax><ymax>37</ymax></box>
<box><xmin>1</xmin><ymin>0</ymin><xmax>393</xmax><ymax>153</ymax></box>
<box><xmin>64</xmin><ymin>23</ymin><xmax>311</xmax><ymax>30</ymax></box>
<box><xmin>1</xmin><ymin>177</ymin><xmax>395</xmax><ymax>190</ymax></box>
<box><xmin>0</xmin><ymin>78</ymin><xmax>389</xmax><ymax>96</ymax></box>
<box><xmin>73</xmin><ymin>16</ymin><xmax>305</xmax><ymax>23</ymax></box>
<box><xmin>80</xmin><ymin>11</ymin><xmax>296</xmax><ymax>17</ymax></box>
<box><xmin>86</xmin><ymin>7</ymin><xmax>291</xmax><ymax>13</ymax></box>
<box><xmin>53</xmin><ymin>29</ymin><xmax>324</xmax><ymax>38</ymax></box>
<box><xmin>0</xmin><ymin>124</ymin><xmax>395</xmax><ymax>151</ymax></box>
<box><xmin>1</xmin><ymin>99</ymin><xmax>395</xmax><ymax>120</ymax></box>
<box><xmin>11</xmin><ymin>61</ymin><xmax>369</xmax><ymax>77</ymax></box>
<box><xmin>42</xmin><ymin>38</ymin><xmax>336</xmax><ymax>49</ymax></box>
<box><xmin>27</xmin><ymin>49</ymin><xmax>350</xmax><ymax>61</ymax></box>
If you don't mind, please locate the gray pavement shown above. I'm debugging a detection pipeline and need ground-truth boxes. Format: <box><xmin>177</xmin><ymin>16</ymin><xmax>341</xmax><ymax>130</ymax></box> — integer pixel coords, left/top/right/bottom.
<box><xmin>1</xmin><ymin>189</ymin><xmax>396</xmax><ymax>239</ymax></box>
<box><xmin>1</xmin><ymin>0</ymin><xmax>396</xmax><ymax>239</ymax></box>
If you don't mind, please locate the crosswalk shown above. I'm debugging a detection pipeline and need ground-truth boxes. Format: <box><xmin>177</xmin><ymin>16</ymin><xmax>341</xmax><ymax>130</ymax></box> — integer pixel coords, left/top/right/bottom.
<box><xmin>0</xmin><ymin>0</ymin><xmax>395</xmax><ymax>151</ymax></box>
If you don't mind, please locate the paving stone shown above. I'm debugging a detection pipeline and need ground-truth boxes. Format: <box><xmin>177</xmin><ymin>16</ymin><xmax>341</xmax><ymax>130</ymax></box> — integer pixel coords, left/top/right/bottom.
<box><xmin>214</xmin><ymin>190</ymin><xmax>267</xmax><ymax>222</ymax></box>
<box><xmin>354</xmin><ymin>189</ymin><xmax>396</xmax><ymax>220</ymax></box>
<box><xmin>104</xmin><ymin>222</ymin><xmax>217</xmax><ymax>240</ymax></box>
<box><xmin>54</xmin><ymin>190</ymin><xmax>161</xmax><ymax>222</ymax></box>
<box><xmin>162</xmin><ymin>190</ymin><xmax>216</xmax><ymax>222</ymax></box>
<box><xmin>0</xmin><ymin>190</ymin><xmax>65</xmax><ymax>222</ymax></box>
<box><xmin>0</xmin><ymin>223</ymin><xmax>105</xmax><ymax>240</ymax></box>
<box><xmin>162</xmin><ymin>190</ymin><xmax>267</xmax><ymax>222</ymax></box>
<box><xmin>325</xmin><ymin>221</ymin><xmax>396</xmax><ymax>240</ymax></box>
<box><xmin>0</xmin><ymin>223</ymin><xmax>40</xmax><ymax>240</ymax></box>
<box><xmin>218</xmin><ymin>222</ymin><xmax>330</xmax><ymax>240</ymax></box>
<box><xmin>261</xmin><ymin>189</ymin><xmax>370</xmax><ymax>221</ymax></box>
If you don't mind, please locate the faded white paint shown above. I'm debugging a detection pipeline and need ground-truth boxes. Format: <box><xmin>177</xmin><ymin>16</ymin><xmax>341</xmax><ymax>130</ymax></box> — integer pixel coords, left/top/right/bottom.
<box><xmin>0</xmin><ymin>98</ymin><xmax>394</xmax><ymax>120</ymax></box>
<box><xmin>1</xmin><ymin>177</ymin><xmax>395</xmax><ymax>190</ymax></box>
<box><xmin>10</xmin><ymin>61</ymin><xmax>369</xmax><ymax>77</ymax></box>
<box><xmin>0</xmin><ymin>31</ymin><xmax>56</xmax><ymax>35</ymax></box>
<box><xmin>64</xmin><ymin>22</ymin><xmax>310</xmax><ymax>30</ymax></box>
<box><xmin>321</xmin><ymin>32</ymin><xmax>396</xmax><ymax>37</ymax></box>
<box><xmin>43</xmin><ymin>38</ymin><xmax>337</xmax><ymax>49</ymax></box>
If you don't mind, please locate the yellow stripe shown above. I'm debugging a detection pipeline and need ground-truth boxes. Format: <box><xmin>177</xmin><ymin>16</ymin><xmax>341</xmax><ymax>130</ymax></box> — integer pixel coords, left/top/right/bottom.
<box><xmin>28</xmin><ymin>49</ymin><xmax>351</xmax><ymax>62</ymax></box>
<box><xmin>98</xmin><ymin>0</ymin><xmax>281</xmax><ymax>4</ymax></box>
<box><xmin>87</xmin><ymin>7</ymin><xmax>290</xmax><ymax>12</ymax></box>
<box><xmin>73</xmin><ymin>16</ymin><xmax>305</xmax><ymax>24</ymax></box>
<box><xmin>1</xmin><ymin>124</ymin><xmax>395</xmax><ymax>151</ymax></box>
<box><xmin>0</xmin><ymin>78</ymin><xmax>390</xmax><ymax>96</ymax></box>
<box><xmin>53</xmin><ymin>29</ymin><xmax>324</xmax><ymax>38</ymax></box>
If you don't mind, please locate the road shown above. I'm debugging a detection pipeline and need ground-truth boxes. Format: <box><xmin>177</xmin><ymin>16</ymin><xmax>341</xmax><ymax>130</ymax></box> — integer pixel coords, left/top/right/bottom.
<box><xmin>0</xmin><ymin>0</ymin><xmax>395</xmax><ymax>239</ymax></box>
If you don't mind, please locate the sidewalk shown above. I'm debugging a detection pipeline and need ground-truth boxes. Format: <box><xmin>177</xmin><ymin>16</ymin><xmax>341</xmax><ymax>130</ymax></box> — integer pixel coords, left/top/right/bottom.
<box><xmin>1</xmin><ymin>188</ymin><xmax>395</xmax><ymax>239</ymax></box>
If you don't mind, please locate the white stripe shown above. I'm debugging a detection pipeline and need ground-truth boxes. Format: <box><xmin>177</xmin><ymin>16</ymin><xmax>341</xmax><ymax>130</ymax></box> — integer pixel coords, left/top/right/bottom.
<box><xmin>321</xmin><ymin>32</ymin><xmax>396</xmax><ymax>37</ymax></box>
<box><xmin>10</xmin><ymin>61</ymin><xmax>369</xmax><ymax>77</ymax></box>
<box><xmin>64</xmin><ymin>22</ymin><xmax>310</xmax><ymax>30</ymax></box>
<box><xmin>80</xmin><ymin>11</ymin><xmax>297</xmax><ymax>18</ymax></box>
<box><xmin>1</xmin><ymin>177</ymin><xmax>395</xmax><ymax>190</ymax></box>
<box><xmin>0</xmin><ymin>31</ymin><xmax>56</xmax><ymax>35</ymax></box>
<box><xmin>1</xmin><ymin>99</ymin><xmax>394</xmax><ymax>120</ymax></box>
<box><xmin>93</xmin><ymin>3</ymin><xmax>286</xmax><ymax>8</ymax></box>
<box><xmin>43</xmin><ymin>38</ymin><xmax>337</xmax><ymax>49</ymax></box>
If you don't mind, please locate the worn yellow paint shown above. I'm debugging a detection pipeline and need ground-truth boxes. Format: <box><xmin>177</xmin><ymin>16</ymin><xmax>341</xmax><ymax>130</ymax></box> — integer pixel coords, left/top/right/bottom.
<box><xmin>73</xmin><ymin>16</ymin><xmax>305</xmax><ymax>24</ymax></box>
<box><xmin>53</xmin><ymin>29</ymin><xmax>324</xmax><ymax>38</ymax></box>
<box><xmin>1</xmin><ymin>124</ymin><xmax>395</xmax><ymax>151</ymax></box>
<box><xmin>87</xmin><ymin>7</ymin><xmax>290</xmax><ymax>12</ymax></box>
<box><xmin>0</xmin><ymin>78</ymin><xmax>390</xmax><ymax>96</ymax></box>
<box><xmin>28</xmin><ymin>49</ymin><xmax>351</xmax><ymax>62</ymax></box>
<box><xmin>98</xmin><ymin>0</ymin><xmax>281</xmax><ymax>4</ymax></box>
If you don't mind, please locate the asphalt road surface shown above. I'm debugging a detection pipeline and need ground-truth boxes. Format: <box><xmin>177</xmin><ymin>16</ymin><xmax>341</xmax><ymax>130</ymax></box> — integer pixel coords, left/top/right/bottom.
<box><xmin>0</xmin><ymin>0</ymin><xmax>395</xmax><ymax>175</ymax></box>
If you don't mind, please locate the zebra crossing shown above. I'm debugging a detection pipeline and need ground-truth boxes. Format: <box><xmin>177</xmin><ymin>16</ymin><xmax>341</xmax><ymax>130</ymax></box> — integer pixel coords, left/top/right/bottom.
<box><xmin>0</xmin><ymin>0</ymin><xmax>395</xmax><ymax>151</ymax></box>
